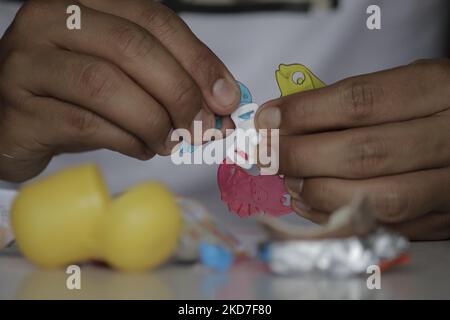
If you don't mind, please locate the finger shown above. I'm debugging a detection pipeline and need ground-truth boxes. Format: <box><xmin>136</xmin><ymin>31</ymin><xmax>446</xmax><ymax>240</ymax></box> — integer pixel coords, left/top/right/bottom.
<box><xmin>292</xmin><ymin>202</ymin><xmax>330</xmax><ymax>225</ymax></box>
<box><xmin>386</xmin><ymin>212</ymin><xmax>450</xmax><ymax>241</ymax></box>
<box><xmin>256</xmin><ymin>59</ymin><xmax>450</xmax><ymax>134</ymax></box>
<box><xmin>42</xmin><ymin>2</ymin><xmax>214</xmax><ymax>133</ymax></box>
<box><xmin>79</xmin><ymin>0</ymin><xmax>240</xmax><ymax>115</ymax></box>
<box><xmin>283</xmin><ymin>178</ymin><xmax>329</xmax><ymax>224</ymax></box>
<box><xmin>278</xmin><ymin>115</ymin><xmax>450</xmax><ymax>179</ymax></box>
<box><xmin>24</xmin><ymin>96</ymin><xmax>152</xmax><ymax>160</ymax></box>
<box><xmin>18</xmin><ymin>48</ymin><xmax>173</xmax><ymax>155</ymax></box>
<box><xmin>0</xmin><ymin>101</ymin><xmax>53</xmax><ymax>182</ymax></box>
<box><xmin>296</xmin><ymin>167</ymin><xmax>450</xmax><ymax>223</ymax></box>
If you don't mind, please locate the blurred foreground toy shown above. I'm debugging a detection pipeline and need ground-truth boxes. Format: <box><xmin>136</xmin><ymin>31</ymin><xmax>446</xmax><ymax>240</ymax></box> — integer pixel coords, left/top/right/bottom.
<box><xmin>258</xmin><ymin>196</ymin><xmax>410</xmax><ymax>276</ymax></box>
<box><xmin>12</xmin><ymin>164</ymin><xmax>182</xmax><ymax>272</ymax></box>
<box><xmin>218</xmin><ymin>64</ymin><xmax>325</xmax><ymax>217</ymax></box>
<box><xmin>174</xmin><ymin>197</ymin><xmax>248</xmax><ymax>271</ymax></box>
<box><xmin>199</xmin><ymin>242</ymin><xmax>234</xmax><ymax>272</ymax></box>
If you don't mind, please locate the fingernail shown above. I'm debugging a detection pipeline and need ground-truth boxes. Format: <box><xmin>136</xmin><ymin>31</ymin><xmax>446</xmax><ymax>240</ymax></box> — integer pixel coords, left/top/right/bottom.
<box><xmin>292</xmin><ymin>198</ymin><xmax>311</xmax><ymax>213</ymax></box>
<box><xmin>256</xmin><ymin>105</ymin><xmax>281</xmax><ymax>129</ymax></box>
<box><xmin>284</xmin><ymin>178</ymin><xmax>304</xmax><ymax>199</ymax></box>
<box><xmin>213</xmin><ymin>78</ymin><xmax>239</xmax><ymax>109</ymax></box>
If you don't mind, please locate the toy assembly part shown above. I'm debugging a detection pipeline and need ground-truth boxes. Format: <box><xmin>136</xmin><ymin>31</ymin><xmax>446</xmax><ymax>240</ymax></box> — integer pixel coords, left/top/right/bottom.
<box><xmin>199</xmin><ymin>242</ymin><xmax>234</xmax><ymax>272</ymax></box>
<box><xmin>218</xmin><ymin>162</ymin><xmax>292</xmax><ymax>217</ymax></box>
<box><xmin>217</xmin><ymin>65</ymin><xmax>327</xmax><ymax>218</ymax></box>
<box><xmin>175</xmin><ymin>196</ymin><xmax>246</xmax><ymax>262</ymax></box>
<box><xmin>276</xmin><ymin>63</ymin><xmax>326</xmax><ymax>96</ymax></box>
<box><xmin>238</xmin><ymin>81</ymin><xmax>253</xmax><ymax>105</ymax></box>
<box><xmin>227</xmin><ymin>102</ymin><xmax>260</xmax><ymax>170</ymax></box>
<box><xmin>12</xmin><ymin>164</ymin><xmax>182</xmax><ymax>272</ymax></box>
<box><xmin>178</xmin><ymin>81</ymin><xmax>253</xmax><ymax>156</ymax></box>
<box><xmin>218</xmin><ymin>81</ymin><xmax>291</xmax><ymax>217</ymax></box>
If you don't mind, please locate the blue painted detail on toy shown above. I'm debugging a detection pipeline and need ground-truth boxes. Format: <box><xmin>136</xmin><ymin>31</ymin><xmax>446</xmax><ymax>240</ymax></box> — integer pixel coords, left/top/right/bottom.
<box><xmin>180</xmin><ymin>81</ymin><xmax>253</xmax><ymax>154</ymax></box>
<box><xmin>215</xmin><ymin>115</ymin><xmax>223</xmax><ymax>129</ymax></box>
<box><xmin>199</xmin><ymin>242</ymin><xmax>234</xmax><ymax>272</ymax></box>
<box><xmin>238</xmin><ymin>110</ymin><xmax>255</xmax><ymax>121</ymax></box>
<box><xmin>237</xmin><ymin>82</ymin><xmax>252</xmax><ymax>106</ymax></box>
<box><xmin>179</xmin><ymin>142</ymin><xmax>198</xmax><ymax>155</ymax></box>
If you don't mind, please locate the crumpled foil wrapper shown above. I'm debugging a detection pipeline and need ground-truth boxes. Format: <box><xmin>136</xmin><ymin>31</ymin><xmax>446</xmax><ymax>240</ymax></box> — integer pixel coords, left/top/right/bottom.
<box><xmin>266</xmin><ymin>228</ymin><xmax>409</xmax><ymax>277</ymax></box>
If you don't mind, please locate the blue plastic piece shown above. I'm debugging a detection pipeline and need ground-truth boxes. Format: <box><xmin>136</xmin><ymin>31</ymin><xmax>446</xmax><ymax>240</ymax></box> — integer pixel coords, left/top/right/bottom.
<box><xmin>179</xmin><ymin>142</ymin><xmax>198</xmax><ymax>156</ymax></box>
<box><xmin>199</xmin><ymin>242</ymin><xmax>234</xmax><ymax>272</ymax></box>
<box><xmin>181</xmin><ymin>81</ymin><xmax>253</xmax><ymax>153</ymax></box>
<box><xmin>237</xmin><ymin>82</ymin><xmax>253</xmax><ymax>106</ymax></box>
<box><xmin>257</xmin><ymin>243</ymin><xmax>272</xmax><ymax>263</ymax></box>
<box><xmin>215</xmin><ymin>115</ymin><xmax>223</xmax><ymax>129</ymax></box>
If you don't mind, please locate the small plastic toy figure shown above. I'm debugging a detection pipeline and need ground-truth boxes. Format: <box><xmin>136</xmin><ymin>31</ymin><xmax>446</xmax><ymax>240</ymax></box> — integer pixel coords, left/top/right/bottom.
<box><xmin>217</xmin><ymin>64</ymin><xmax>326</xmax><ymax>217</ymax></box>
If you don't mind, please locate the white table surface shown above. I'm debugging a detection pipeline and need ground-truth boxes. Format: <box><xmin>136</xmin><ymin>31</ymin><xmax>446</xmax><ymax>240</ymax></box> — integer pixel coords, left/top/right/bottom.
<box><xmin>1</xmin><ymin>240</ymin><xmax>450</xmax><ymax>300</ymax></box>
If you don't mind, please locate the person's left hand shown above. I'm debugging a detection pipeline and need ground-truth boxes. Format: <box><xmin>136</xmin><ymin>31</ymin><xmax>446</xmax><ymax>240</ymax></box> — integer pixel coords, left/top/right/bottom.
<box><xmin>255</xmin><ymin>59</ymin><xmax>450</xmax><ymax>240</ymax></box>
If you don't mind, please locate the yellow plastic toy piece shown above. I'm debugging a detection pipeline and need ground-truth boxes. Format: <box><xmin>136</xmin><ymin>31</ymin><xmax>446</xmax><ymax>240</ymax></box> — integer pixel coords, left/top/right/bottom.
<box><xmin>276</xmin><ymin>64</ymin><xmax>326</xmax><ymax>97</ymax></box>
<box><xmin>12</xmin><ymin>164</ymin><xmax>182</xmax><ymax>272</ymax></box>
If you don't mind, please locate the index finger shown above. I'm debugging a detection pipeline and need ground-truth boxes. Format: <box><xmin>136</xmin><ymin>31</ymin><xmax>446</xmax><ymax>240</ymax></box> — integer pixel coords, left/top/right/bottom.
<box><xmin>255</xmin><ymin>59</ymin><xmax>450</xmax><ymax>134</ymax></box>
<box><xmin>80</xmin><ymin>0</ymin><xmax>241</xmax><ymax>116</ymax></box>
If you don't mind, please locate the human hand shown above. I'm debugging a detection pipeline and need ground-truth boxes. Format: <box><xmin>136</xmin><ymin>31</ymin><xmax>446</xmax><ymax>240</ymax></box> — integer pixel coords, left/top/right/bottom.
<box><xmin>256</xmin><ymin>59</ymin><xmax>450</xmax><ymax>240</ymax></box>
<box><xmin>0</xmin><ymin>0</ymin><xmax>240</xmax><ymax>182</ymax></box>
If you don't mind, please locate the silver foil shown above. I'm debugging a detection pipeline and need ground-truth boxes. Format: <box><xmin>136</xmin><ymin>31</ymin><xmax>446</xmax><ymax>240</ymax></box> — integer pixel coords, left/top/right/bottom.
<box><xmin>267</xmin><ymin>228</ymin><xmax>409</xmax><ymax>277</ymax></box>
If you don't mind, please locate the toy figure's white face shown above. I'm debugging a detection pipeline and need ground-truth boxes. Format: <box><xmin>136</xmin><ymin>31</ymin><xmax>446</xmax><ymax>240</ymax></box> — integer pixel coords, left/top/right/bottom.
<box><xmin>231</xmin><ymin>103</ymin><xmax>259</xmax><ymax>131</ymax></box>
<box><xmin>227</xmin><ymin>103</ymin><xmax>260</xmax><ymax>169</ymax></box>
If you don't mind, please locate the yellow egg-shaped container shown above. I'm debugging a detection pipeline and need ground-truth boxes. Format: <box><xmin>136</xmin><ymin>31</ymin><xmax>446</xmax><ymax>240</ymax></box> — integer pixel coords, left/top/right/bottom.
<box><xmin>12</xmin><ymin>164</ymin><xmax>109</xmax><ymax>268</ymax></box>
<box><xmin>97</xmin><ymin>182</ymin><xmax>182</xmax><ymax>272</ymax></box>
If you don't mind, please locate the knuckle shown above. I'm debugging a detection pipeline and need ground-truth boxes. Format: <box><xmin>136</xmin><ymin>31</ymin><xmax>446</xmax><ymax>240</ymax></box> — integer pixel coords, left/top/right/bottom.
<box><xmin>170</xmin><ymin>78</ymin><xmax>201</xmax><ymax>118</ymax></box>
<box><xmin>64</xmin><ymin>109</ymin><xmax>99</xmax><ymax>138</ymax></box>
<box><xmin>427</xmin><ymin>59</ymin><xmax>450</xmax><ymax>82</ymax></box>
<box><xmin>345</xmin><ymin>133</ymin><xmax>389</xmax><ymax>178</ymax></box>
<box><xmin>109</xmin><ymin>23</ymin><xmax>153</xmax><ymax>59</ymax></box>
<box><xmin>373</xmin><ymin>189</ymin><xmax>411</xmax><ymax>223</ymax></box>
<box><xmin>0</xmin><ymin>50</ymin><xmax>26</xmax><ymax>85</ymax></box>
<box><xmin>76</xmin><ymin>62</ymin><xmax>118</xmax><ymax>101</ymax></box>
<box><xmin>143</xmin><ymin>109</ymin><xmax>170</xmax><ymax>143</ymax></box>
<box><xmin>411</xmin><ymin>58</ymin><xmax>450</xmax><ymax>83</ymax></box>
<box><xmin>188</xmin><ymin>47</ymin><xmax>220</xmax><ymax>84</ymax></box>
<box><xmin>15</xmin><ymin>0</ymin><xmax>60</xmax><ymax>25</ymax></box>
<box><xmin>314</xmin><ymin>181</ymin><xmax>334</xmax><ymax>211</ymax></box>
<box><xmin>125</xmin><ymin>135</ymin><xmax>144</xmax><ymax>153</ymax></box>
<box><xmin>288</xmin><ymin>95</ymin><xmax>309</xmax><ymax>120</ymax></box>
<box><xmin>281</xmin><ymin>141</ymin><xmax>303</xmax><ymax>176</ymax></box>
<box><xmin>139</xmin><ymin>5</ymin><xmax>177</xmax><ymax>39</ymax></box>
<box><xmin>338</xmin><ymin>78</ymin><xmax>382</xmax><ymax>122</ymax></box>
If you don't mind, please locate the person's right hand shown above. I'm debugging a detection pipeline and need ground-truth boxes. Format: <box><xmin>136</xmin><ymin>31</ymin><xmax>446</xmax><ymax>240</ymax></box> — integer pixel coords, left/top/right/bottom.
<box><xmin>0</xmin><ymin>0</ymin><xmax>240</xmax><ymax>182</ymax></box>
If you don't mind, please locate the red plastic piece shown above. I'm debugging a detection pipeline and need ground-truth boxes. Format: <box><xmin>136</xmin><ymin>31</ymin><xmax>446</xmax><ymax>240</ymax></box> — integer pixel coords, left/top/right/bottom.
<box><xmin>217</xmin><ymin>162</ymin><xmax>292</xmax><ymax>217</ymax></box>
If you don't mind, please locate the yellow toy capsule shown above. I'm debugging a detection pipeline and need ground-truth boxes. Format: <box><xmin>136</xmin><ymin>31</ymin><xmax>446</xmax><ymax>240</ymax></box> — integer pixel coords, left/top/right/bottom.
<box><xmin>12</xmin><ymin>164</ymin><xmax>109</xmax><ymax>268</ymax></box>
<box><xmin>12</xmin><ymin>164</ymin><xmax>182</xmax><ymax>272</ymax></box>
<box><xmin>97</xmin><ymin>182</ymin><xmax>182</xmax><ymax>272</ymax></box>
